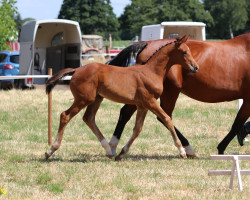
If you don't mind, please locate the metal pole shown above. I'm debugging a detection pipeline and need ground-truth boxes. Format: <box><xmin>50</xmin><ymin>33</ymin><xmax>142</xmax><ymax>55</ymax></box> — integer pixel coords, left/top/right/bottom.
<box><xmin>48</xmin><ymin>68</ymin><xmax>52</xmax><ymax>146</ymax></box>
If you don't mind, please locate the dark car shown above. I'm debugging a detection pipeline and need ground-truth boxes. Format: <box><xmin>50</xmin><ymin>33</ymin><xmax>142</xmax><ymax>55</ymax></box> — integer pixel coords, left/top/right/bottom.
<box><xmin>0</xmin><ymin>51</ymin><xmax>19</xmax><ymax>88</ymax></box>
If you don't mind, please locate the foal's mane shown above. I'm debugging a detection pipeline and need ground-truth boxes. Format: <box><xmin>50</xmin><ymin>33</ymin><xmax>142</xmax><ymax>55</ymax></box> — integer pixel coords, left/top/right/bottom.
<box><xmin>142</xmin><ymin>41</ymin><xmax>176</xmax><ymax>65</ymax></box>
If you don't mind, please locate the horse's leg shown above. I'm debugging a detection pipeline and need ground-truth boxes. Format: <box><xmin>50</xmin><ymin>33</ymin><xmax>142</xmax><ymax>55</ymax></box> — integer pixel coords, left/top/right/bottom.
<box><xmin>159</xmin><ymin>85</ymin><xmax>195</xmax><ymax>158</ymax></box>
<box><xmin>115</xmin><ymin>106</ymin><xmax>148</xmax><ymax>161</ymax></box>
<box><xmin>45</xmin><ymin>101</ymin><xmax>85</xmax><ymax>159</ymax></box>
<box><xmin>217</xmin><ymin>101</ymin><xmax>250</xmax><ymax>154</ymax></box>
<box><xmin>109</xmin><ymin>104</ymin><xmax>137</xmax><ymax>155</ymax></box>
<box><xmin>82</xmin><ymin>95</ymin><xmax>113</xmax><ymax>158</ymax></box>
<box><xmin>146</xmin><ymin>99</ymin><xmax>187</xmax><ymax>158</ymax></box>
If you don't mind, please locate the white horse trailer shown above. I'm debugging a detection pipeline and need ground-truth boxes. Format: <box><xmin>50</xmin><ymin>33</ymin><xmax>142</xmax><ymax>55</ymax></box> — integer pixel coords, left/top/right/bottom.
<box><xmin>141</xmin><ymin>21</ymin><xmax>206</xmax><ymax>41</ymax></box>
<box><xmin>19</xmin><ymin>19</ymin><xmax>82</xmax><ymax>86</ymax></box>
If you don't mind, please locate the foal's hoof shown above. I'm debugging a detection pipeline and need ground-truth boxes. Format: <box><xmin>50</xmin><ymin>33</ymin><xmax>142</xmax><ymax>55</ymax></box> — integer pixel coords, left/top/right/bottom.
<box><xmin>185</xmin><ymin>145</ymin><xmax>196</xmax><ymax>158</ymax></box>
<box><xmin>45</xmin><ymin>152</ymin><xmax>50</xmax><ymax>160</ymax></box>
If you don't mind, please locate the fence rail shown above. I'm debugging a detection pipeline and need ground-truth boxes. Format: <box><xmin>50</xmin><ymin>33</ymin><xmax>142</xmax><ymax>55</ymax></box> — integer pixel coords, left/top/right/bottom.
<box><xmin>0</xmin><ymin>75</ymin><xmax>72</xmax><ymax>80</ymax></box>
<box><xmin>208</xmin><ymin>155</ymin><xmax>250</xmax><ymax>191</ymax></box>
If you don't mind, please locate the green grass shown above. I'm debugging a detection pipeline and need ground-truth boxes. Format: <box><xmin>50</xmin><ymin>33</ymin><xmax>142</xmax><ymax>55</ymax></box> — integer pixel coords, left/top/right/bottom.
<box><xmin>0</xmin><ymin>88</ymin><xmax>249</xmax><ymax>199</ymax></box>
<box><xmin>103</xmin><ymin>40</ymin><xmax>131</xmax><ymax>48</ymax></box>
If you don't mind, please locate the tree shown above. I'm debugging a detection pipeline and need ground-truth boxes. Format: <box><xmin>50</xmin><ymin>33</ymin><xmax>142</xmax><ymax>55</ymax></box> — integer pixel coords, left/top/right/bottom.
<box><xmin>119</xmin><ymin>0</ymin><xmax>157</xmax><ymax>40</ymax></box>
<box><xmin>14</xmin><ymin>13</ymin><xmax>35</xmax><ymax>38</ymax></box>
<box><xmin>119</xmin><ymin>0</ymin><xmax>213</xmax><ymax>40</ymax></box>
<box><xmin>156</xmin><ymin>0</ymin><xmax>213</xmax><ymax>26</ymax></box>
<box><xmin>58</xmin><ymin>0</ymin><xmax>120</xmax><ymax>39</ymax></box>
<box><xmin>244</xmin><ymin>0</ymin><xmax>250</xmax><ymax>34</ymax></box>
<box><xmin>204</xmin><ymin>0</ymin><xmax>248</xmax><ymax>39</ymax></box>
<box><xmin>0</xmin><ymin>0</ymin><xmax>18</xmax><ymax>50</ymax></box>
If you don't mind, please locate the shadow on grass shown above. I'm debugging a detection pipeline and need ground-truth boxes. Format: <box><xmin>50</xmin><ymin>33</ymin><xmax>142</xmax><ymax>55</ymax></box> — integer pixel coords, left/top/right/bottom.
<box><xmin>31</xmin><ymin>152</ymin><xmax>211</xmax><ymax>163</ymax></box>
<box><xmin>121</xmin><ymin>154</ymin><xmax>210</xmax><ymax>161</ymax></box>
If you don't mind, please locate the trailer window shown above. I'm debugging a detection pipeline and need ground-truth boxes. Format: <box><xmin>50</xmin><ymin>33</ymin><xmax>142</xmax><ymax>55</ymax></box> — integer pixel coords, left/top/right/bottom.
<box><xmin>51</xmin><ymin>32</ymin><xmax>63</xmax><ymax>46</ymax></box>
<box><xmin>168</xmin><ymin>33</ymin><xmax>179</xmax><ymax>39</ymax></box>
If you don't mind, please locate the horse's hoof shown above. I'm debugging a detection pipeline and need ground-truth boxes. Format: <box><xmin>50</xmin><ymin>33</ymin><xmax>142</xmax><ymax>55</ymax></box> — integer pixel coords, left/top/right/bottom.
<box><xmin>115</xmin><ymin>155</ymin><xmax>122</xmax><ymax>161</ymax></box>
<box><xmin>180</xmin><ymin>153</ymin><xmax>187</xmax><ymax>159</ymax></box>
<box><xmin>106</xmin><ymin>154</ymin><xmax>113</xmax><ymax>159</ymax></box>
<box><xmin>186</xmin><ymin>153</ymin><xmax>196</xmax><ymax>159</ymax></box>
<box><xmin>45</xmin><ymin>152</ymin><xmax>50</xmax><ymax>160</ymax></box>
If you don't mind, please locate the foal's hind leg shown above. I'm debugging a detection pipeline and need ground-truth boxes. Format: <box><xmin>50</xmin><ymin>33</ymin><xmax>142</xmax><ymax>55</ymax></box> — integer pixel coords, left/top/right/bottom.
<box><xmin>45</xmin><ymin>101</ymin><xmax>85</xmax><ymax>159</ymax></box>
<box><xmin>115</xmin><ymin>106</ymin><xmax>148</xmax><ymax>161</ymax></box>
<box><xmin>146</xmin><ymin>99</ymin><xmax>187</xmax><ymax>158</ymax></box>
<box><xmin>83</xmin><ymin>95</ymin><xmax>113</xmax><ymax>158</ymax></box>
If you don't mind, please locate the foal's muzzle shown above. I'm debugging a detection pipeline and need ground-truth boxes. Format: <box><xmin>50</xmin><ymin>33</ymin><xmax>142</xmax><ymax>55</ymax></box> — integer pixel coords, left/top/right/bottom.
<box><xmin>189</xmin><ymin>64</ymin><xmax>199</xmax><ymax>73</ymax></box>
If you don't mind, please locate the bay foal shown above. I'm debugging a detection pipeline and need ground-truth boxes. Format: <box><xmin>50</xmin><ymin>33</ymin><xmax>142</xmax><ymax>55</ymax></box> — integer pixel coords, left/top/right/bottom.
<box><xmin>45</xmin><ymin>36</ymin><xmax>199</xmax><ymax>160</ymax></box>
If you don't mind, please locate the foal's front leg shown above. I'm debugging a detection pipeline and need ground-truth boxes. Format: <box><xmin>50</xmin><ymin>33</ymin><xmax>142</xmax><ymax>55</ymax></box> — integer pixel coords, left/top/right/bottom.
<box><xmin>83</xmin><ymin>95</ymin><xmax>113</xmax><ymax>158</ymax></box>
<box><xmin>115</xmin><ymin>106</ymin><xmax>148</xmax><ymax>161</ymax></box>
<box><xmin>146</xmin><ymin>99</ymin><xmax>187</xmax><ymax>158</ymax></box>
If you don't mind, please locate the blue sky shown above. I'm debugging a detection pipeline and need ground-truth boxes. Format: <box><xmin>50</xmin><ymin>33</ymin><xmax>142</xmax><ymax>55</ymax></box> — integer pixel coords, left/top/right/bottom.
<box><xmin>16</xmin><ymin>0</ymin><xmax>131</xmax><ymax>20</ymax></box>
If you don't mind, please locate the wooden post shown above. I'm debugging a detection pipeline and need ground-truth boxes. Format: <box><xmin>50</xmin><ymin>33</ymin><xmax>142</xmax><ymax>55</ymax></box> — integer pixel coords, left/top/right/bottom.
<box><xmin>48</xmin><ymin>68</ymin><xmax>52</xmax><ymax>146</ymax></box>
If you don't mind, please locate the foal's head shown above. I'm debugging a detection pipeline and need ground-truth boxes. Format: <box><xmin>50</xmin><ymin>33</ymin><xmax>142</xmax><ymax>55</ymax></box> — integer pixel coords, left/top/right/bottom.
<box><xmin>170</xmin><ymin>36</ymin><xmax>199</xmax><ymax>73</ymax></box>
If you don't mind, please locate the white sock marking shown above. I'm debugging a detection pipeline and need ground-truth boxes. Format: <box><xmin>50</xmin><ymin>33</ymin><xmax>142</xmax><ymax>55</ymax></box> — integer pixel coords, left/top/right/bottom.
<box><xmin>180</xmin><ymin>147</ymin><xmax>186</xmax><ymax>156</ymax></box>
<box><xmin>101</xmin><ymin>139</ymin><xmax>112</xmax><ymax>155</ymax></box>
<box><xmin>109</xmin><ymin>136</ymin><xmax>119</xmax><ymax>155</ymax></box>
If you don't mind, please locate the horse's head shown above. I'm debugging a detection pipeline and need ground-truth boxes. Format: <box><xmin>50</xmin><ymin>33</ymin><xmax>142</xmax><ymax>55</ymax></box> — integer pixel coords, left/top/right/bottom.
<box><xmin>171</xmin><ymin>36</ymin><xmax>199</xmax><ymax>73</ymax></box>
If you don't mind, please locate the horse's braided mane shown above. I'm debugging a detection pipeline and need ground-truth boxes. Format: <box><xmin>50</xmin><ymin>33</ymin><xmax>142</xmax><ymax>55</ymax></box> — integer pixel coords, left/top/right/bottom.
<box><xmin>142</xmin><ymin>40</ymin><xmax>176</xmax><ymax>65</ymax></box>
<box><xmin>108</xmin><ymin>41</ymin><xmax>147</xmax><ymax>67</ymax></box>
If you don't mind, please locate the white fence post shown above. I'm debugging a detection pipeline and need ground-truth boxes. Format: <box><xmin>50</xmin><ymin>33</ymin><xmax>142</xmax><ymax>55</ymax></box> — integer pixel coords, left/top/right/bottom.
<box><xmin>208</xmin><ymin>155</ymin><xmax>250</xmax><ymax>191</ymax></box>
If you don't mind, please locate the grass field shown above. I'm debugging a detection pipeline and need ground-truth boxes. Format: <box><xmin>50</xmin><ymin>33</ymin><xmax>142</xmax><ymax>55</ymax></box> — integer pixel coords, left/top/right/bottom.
<box><xmin>0</xmin><ymin>87</ymin><xmax>250</xmax><ymax>199</ymax></box>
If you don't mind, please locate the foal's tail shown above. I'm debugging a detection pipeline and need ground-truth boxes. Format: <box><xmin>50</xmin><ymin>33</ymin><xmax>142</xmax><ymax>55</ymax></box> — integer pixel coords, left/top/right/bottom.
<box><xmin>46</xmin><ymin>68</ymin><xmax>76</xmax><ymax>94</ymax></box>
<box><xmin>107</xmin><ymin>41</ymin><xmax>147</xmax><ymax>67</ymax></box>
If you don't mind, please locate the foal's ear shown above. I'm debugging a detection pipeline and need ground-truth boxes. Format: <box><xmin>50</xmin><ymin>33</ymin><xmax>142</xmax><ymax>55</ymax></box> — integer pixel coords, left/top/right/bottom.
<box><xmin>175</xmin><ymin>35</ymin><xmax>189</xmax><ymax>47</ymax></box>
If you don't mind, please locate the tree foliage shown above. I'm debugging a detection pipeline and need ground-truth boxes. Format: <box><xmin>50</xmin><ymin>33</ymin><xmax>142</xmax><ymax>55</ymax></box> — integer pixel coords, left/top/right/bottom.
<box><xmin>14</xmin><ymin>12</ymin><xmax>35</xmax><ymax>35</ymax></box>
<box><xmin>119</xmin><ymin>0</ymin><xmax>158</xmax><ymax>40</ymax></box>
<box><xmin>58</xmin><ymin>0</ymin><xmax>120</xmax><ymax>39</ymax></box>
<box><xmin>204</xmin><ymin>0</ymin><xmax>248</xmax><ymax>39</ymax></box>
<box><xmin>56</xmin><ymin>0</ymin><xmax>250</xmax><ymax>40</ymax></box>
<box><xmin>0</xmin><ymin>0</ymin><xmax>18</xmax><ymax>50</ymax></box>
<box><xmin>119</xmin><ymin>0</ymin><xmax>213</xmax><ymax>40</ymax></box>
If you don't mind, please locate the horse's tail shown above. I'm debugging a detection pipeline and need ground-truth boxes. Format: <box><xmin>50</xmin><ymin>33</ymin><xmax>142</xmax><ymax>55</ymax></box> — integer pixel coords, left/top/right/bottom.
<box><xmin>46</xmin><ymin>68</ymin><xmax>76</xmax><ymax>94</ymax></box>
<box><xmin>107</xmin><ymin>41</ymin><xmax>148</xmax><ymax>67</ymax></box>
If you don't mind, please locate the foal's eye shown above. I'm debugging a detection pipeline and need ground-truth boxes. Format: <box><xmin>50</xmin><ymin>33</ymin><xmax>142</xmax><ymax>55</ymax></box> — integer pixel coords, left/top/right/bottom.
<box><xmin>182</xmin><ymin>51</ymin><xmax>187</xmax><ymax>55</ymax></box>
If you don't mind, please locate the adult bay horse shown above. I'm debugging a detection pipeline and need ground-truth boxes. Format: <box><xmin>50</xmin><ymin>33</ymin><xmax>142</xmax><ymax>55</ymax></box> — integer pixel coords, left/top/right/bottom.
<box><xmin>45</xmin><ymin>36</ymin><xmax>199</xmax><ymax>160</ymax></box>
<box><xmin>108</xmin><ymin>33</ymin><xmax>250</xmax><ymax>157</ymax></box>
